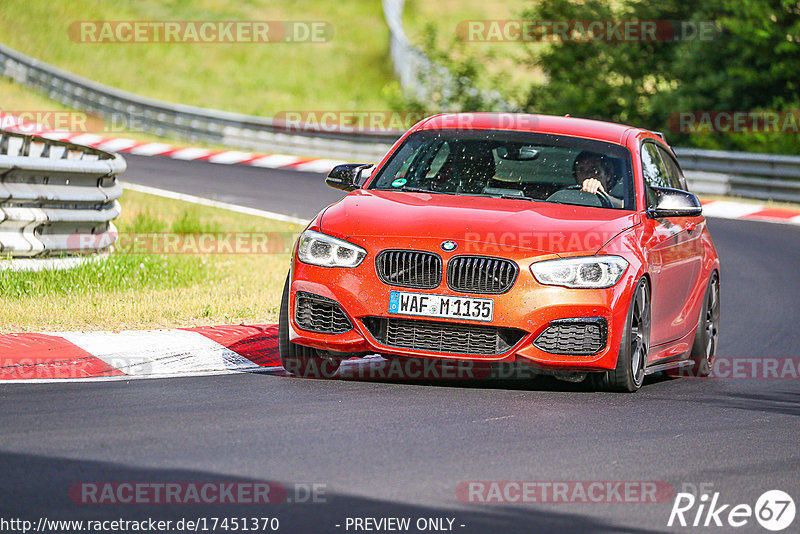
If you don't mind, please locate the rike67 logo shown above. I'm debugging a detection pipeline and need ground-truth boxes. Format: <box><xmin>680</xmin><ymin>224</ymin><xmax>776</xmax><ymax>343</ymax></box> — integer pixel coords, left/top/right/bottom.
<box><xmin>668</xmin><ymin>489</ymin><xmax>795</xmax><ymax>531</ymax></box>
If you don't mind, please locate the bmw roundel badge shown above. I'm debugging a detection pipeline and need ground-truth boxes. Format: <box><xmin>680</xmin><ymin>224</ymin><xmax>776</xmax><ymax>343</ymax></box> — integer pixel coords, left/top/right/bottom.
<box><xmin>441</xmin><ymin>241</ymin><xmax>458</xmax><ymax>252</ymax></box>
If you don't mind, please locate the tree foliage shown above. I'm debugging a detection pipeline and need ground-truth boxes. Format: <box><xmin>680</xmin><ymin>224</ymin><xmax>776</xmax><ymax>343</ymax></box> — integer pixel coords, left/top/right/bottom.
<box><xmin>519</xmin><ymin>0</ymin><xmax>800</xmax><ymax>153</ymax></box>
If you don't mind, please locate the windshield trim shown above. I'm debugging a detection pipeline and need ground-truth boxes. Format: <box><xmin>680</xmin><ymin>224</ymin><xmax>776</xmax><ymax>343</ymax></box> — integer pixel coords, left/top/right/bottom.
<box><xmin>366</xmin><ymin>129</ymin><xmax>635</xmax><ymax>211</ymax></box>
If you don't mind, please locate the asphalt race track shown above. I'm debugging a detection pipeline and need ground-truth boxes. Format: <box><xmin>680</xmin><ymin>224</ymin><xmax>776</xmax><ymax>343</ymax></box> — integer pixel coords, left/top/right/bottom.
<box><xmin>1</xmin><ymin>154</ymin><xmax>799</xmax><ymax>533</ymax></box>
<box><xmin>121</xmin><ymin>154</ymin><xmax>347</xmax><ymax>220</ymax></box>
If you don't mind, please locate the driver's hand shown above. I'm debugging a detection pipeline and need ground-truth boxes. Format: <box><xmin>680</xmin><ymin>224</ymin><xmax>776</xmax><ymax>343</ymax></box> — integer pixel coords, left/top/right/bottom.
<box><xmin>581</xmin><ymin>178</ymin><xmax>605</xmax><ymax>194</ymax></box>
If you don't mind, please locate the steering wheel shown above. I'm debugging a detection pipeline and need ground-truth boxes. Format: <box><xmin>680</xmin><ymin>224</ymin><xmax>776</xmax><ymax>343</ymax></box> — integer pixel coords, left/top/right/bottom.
<box><xmin>559</xmin><ymin>184</ymin><xmax>616</xmax><ymax>208</ymax></box>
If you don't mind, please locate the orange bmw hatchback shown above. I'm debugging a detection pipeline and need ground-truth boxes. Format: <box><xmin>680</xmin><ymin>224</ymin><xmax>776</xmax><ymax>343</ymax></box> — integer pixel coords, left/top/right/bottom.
<box><xmin>279</xmin><ymin>113</ymin><xmax>720</xmax><ymax>392</ymax></box>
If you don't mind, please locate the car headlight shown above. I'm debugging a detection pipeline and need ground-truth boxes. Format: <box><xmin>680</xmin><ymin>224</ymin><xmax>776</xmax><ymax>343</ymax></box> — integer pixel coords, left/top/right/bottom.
<box><xmin>297</xmin><ymin>230</ymin><xmax>366</xmax><ymax>268</ymax></box>
<box><xmin>530</xmin><ymin>256</ymin><xmax>628</xmax><ymax>289</ymax></box>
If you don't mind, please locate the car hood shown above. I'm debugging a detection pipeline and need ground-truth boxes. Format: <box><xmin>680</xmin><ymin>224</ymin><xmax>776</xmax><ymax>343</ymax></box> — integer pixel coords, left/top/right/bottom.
<box><xmin>319</xmin><ymin>190</ymin><xmax>639</xmax><ymax>256</ymax></box>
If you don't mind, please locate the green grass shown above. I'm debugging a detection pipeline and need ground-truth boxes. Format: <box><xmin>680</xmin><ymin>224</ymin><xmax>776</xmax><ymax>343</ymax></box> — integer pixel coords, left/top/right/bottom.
<box><xmin>0</xmin><ymin>190</ymin><xmax>300</xmax><ymax>333</ymax></box>
<box><xmin>0</xmin><ymin>0</ymin><xmax>394</xmax><ymax>116</ymax></box>
<box><xmin>168</xmin><ymin>208</ymin><xmax>224</xmax><ymax>234</ymax></box>
<box><xmin>0</xmin><ymin>255</ymin><xmax>210</xmax><ymax>299</ymax></box>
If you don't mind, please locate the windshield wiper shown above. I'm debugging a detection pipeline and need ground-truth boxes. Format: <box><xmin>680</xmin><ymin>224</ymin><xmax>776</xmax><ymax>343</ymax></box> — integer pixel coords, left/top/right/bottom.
<box><xmin>496</xmin><ymin>194</ymin><xmax>541</xmax><ymax>202</ymax></box>
<box><xmin>474</xmin><ymin>193</ymin><xmax>541</xmax><ymax>202</ymax></box>
<box><xmin>382</xmin><ymin>186</ymin><xmax>456</xmax><ymax>195</ymax></box>
<box><xmin>399</xmin><ymin>186</ymin><xmax>435</xmax><ymax>193</ymax></box>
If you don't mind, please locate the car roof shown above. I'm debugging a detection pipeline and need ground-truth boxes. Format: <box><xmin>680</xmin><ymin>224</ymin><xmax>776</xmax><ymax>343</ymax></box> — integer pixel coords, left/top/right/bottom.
<box><xmin>412</xmin><ymin>112</ymin><xmax>648</xmax><ymax>146</ymax></box>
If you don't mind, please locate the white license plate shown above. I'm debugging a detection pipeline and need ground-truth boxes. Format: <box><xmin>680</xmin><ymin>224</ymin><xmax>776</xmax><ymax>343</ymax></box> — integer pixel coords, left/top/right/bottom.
<box><xmin>389</xmin><ymin>291</ymin><xmax>494</xmax><ymax>321</ymax></box>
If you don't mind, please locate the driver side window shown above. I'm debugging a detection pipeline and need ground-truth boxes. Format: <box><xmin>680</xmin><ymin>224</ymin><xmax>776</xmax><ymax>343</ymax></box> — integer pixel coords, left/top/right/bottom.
<box><xmin>389</xmin><ymin>139</ymin><xmax>450</xmax><ymax>183</ymax></box>
<box><xmin>641</xmin><ymin>142</ymin><xmax>669</xmax><ymax>208</ymax></box>
<box><xmin>657</xmin><ymin>146</ymin><xmax>688</xmax><ymax>191</ymax></box>
<box><xmin>425</xmin><ymin>142</ymin><xmax>450</xmax><ymax>179</ymax></box>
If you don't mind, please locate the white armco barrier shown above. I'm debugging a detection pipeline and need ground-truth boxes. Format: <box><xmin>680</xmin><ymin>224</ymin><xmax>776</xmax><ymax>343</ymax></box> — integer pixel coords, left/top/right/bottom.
<box><xmin>0</xmin><ymin>129</ymin><xmax>124</xmax><ymax>269</ymax></box>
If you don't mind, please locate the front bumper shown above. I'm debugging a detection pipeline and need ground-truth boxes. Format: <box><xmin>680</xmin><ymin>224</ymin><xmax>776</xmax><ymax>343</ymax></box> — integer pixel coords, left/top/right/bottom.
<box><xmin>289</xmin><ymin>240</ymin><xmax>636</xmax><ymax>372</ymax></box>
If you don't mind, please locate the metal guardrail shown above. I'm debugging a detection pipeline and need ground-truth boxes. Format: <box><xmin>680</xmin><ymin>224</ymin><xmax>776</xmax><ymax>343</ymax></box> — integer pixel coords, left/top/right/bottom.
<box><xmin>675</xmin><ymin>148</ymin><xmax>800</xmax><ymax>203</ymax></box>
<box><xmin>382</xmin><ymin>0</ymin><xmax>513</xmax><ymax>111</ymax></box>
<box><xmin>0</xmin><ymin>129</ymin><xmax>124</xmax><ymax>264</ymax></box>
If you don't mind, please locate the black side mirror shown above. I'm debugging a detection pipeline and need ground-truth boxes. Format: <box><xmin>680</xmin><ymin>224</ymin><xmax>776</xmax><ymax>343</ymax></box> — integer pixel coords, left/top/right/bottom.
<box><xmin>647</xmin><ymin>187</ymin><xmax>702</xmax><ymax>218</ymax></box>
<box><xmin>326</xmin><ymin>163</ymin><xmax>373</xmax><ymax>192</ymax></box>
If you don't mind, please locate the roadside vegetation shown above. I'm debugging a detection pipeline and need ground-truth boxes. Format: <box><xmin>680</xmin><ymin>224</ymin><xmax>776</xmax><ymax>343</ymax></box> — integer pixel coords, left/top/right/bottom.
<box><xmin>0</xmin><ymin>191</ymin><xmax>298</xmax><ymax>332</ymax></box>
<box><xmin>0</xmin><ymin>0</ymin><xmax>393</xmax><ymax>116</ymax></box>
<box><xmin>407</xmin><ymin>0</ymin><xmax>800</xmax><ymax>155</ymax></box>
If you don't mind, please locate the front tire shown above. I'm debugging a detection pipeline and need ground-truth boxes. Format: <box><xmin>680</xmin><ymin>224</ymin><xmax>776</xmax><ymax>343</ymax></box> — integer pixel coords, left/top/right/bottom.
<box><xmin>592</xmin><ymin>277</ymin><xmax>651</xmax><ymax>392</ymax></box>
<box><xmin>278</xmin><ymin>273</ymin><xmax>342</xmax><ymax>378</ymax></box>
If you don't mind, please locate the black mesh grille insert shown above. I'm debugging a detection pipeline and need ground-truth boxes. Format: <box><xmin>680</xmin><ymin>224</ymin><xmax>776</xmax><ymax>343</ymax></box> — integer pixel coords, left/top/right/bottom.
<box><xmin>533</xmin><ymin>318</ymin><xmax>608</xmax><ymax>355</ymax></box>
<box><xmin>362</xmin><ymin>317</ymin><xmax>527</xmax><ymax>356</ymax></box>
<box><xmin>447</xmin><ymin>256</ymin><xmax>518</xmax><ymax>294</ymax></box>
<box><xmin>294</xmin><ymin>292</ymin><xmax>353</xmax><ymax>334</ymax></box>
<box><xmin>376</xmin><ymin>250</ymin><xmax>442</xmax><ymax>289</ymax></box>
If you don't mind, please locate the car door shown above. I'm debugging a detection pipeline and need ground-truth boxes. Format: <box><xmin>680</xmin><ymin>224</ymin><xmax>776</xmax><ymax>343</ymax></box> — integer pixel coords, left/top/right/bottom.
<box><xmin>640</xmin><ymin>141</ymin><xmax>702</xmax><ymax>347</ymax></box>
<box><xmin>657</xmin><ymin>145</ymin><xmax>706</xmax><ymax>338</ymax></box>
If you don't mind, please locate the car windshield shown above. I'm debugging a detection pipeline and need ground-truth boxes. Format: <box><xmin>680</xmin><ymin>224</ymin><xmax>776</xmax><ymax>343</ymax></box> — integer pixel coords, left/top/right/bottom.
<box><xmin>369</xmin><ymin>129</ymin><xmax>635</xmax><ymax>210</ymax></box>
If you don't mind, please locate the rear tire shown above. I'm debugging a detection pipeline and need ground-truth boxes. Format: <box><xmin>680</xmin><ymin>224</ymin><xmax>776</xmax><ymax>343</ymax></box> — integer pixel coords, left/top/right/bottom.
<box><xmin>278</xmin><ymin>273</ymin><xmax>342</xmax><ymax>378</ymax></box>
<box><xmin>689</xmin><ymin>271</ymin><xmax>720</xmax><ymax>377</ymax></box>
<box><xmin>592</xmin><ymin>277</ymin><xmax>650</xmax><ymax>392</ymax></box>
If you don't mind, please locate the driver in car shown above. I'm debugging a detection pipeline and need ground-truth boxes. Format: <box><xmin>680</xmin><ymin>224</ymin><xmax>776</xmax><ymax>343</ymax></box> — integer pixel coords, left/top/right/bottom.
<box><xmin>573</xmin><ymin>151</ymin><xmax>623</xmax><ymax>208</ymax></box>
